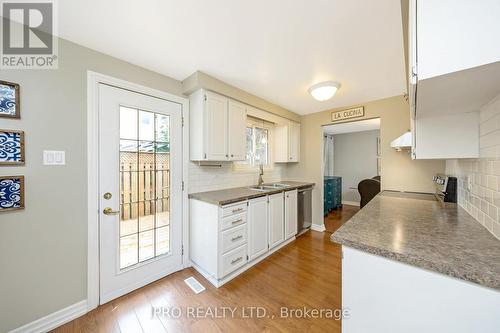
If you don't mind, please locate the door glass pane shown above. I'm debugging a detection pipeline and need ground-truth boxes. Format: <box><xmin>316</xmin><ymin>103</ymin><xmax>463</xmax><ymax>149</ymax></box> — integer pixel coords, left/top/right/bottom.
<box><xmin>139</xmin><ymin>201</ymin><xmax>155</xmax><ymax>231</ymax></box>
<box><xmin>120</xmin><ymin>234</ymin><xmax>138</xmax><ymax>268</ymax></box>
<box><xmin>120</xmin><ymin>202</ymin><xmax>138</xmax><ymax>236</ymax></box>
<box><xmin>156</xmin><ymin>226</ymin><xmax>169</xmax><ymax>256</ymax></box>
<box><xmin>139</xmin><ymin>111</ymin><xmax>154</xmax><ymax>141</ymax></box>
<box><xmin>120</xmin><ymin>107</ymin><xmax>137</xmax><ymax>140</ymax></box>
<box><xmin>119</xmin><ymin>106</ymin><xmax>171</xmax><ymax>269</ymax></box>
<box><xmin>155</xmin><ymin>114</ymin><xmax>170</xmax><ymax>142</ymax></box>
<box><xmin>156</xmin><ymin>199</ymin><xmax>169</xmax><ymax>227</ymax></box>
<box><xmin>139</xmin><ymin>230</ymin><xmax>154</xmax><ymax>262</ymax></box>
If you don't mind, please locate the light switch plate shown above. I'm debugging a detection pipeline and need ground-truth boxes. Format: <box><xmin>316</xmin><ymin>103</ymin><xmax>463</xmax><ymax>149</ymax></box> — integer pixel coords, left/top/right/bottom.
<box><xmin>43</xmin><ymin>150</ymin><xmax>65</xmax><ymax>165</ymax></box>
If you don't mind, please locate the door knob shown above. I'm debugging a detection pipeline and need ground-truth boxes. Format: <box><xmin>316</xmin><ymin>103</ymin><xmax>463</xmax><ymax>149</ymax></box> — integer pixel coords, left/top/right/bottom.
<box><xmin>103</xmin><ymin>207</ymin><xmax>120</xmax><ymax>215</ymax></box>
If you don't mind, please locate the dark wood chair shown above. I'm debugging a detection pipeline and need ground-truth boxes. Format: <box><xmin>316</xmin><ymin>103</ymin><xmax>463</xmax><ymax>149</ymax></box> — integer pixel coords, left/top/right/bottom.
<box><xmin>358</xmin><ymin>178</ymin><xmax>381</xmax><ymax>208</ymax></box>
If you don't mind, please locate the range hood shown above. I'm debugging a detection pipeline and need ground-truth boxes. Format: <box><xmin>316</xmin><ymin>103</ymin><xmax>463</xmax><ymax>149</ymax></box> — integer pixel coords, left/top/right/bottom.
<box><xmin>391</xmin><ymin>131</ymin><xmax>412</xmax><ymax>151</ymax></box>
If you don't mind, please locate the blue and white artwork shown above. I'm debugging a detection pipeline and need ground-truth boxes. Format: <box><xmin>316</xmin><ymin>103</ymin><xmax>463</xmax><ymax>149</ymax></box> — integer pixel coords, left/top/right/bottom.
<box><xmin>0</xmin><ymin>81</ymin><xmax>20</xmax><ymax>118</ymax></box>
<box><xmin>0</xmin><ymin>130</ymin><xmax>24</xmax><ymax>164</ymax></box>
<box><xmin>0</xmin><ymin>176</ymin><xmax>24</xmax><ymax>211</ymax></box>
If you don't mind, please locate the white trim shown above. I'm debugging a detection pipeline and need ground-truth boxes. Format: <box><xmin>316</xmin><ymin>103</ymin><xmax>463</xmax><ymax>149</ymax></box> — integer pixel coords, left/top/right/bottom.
<box><xmin>310</xmin><ymin>224</ymin><xmax>326</xmax><ymax>232</ymax></box>
<box><xmin>342</xmin><ymin>200</ymin><xmax>360</xmax><ymax>207</ymax></box>
<box><xmin>9</xmin><ymin>300</ymin><xmax>87</xmax><ymax>333</ymax></box>
<box><xmin>86</xmin><ymin>71</ymin><xmax>189</xmax><ymax>310</ymax></box>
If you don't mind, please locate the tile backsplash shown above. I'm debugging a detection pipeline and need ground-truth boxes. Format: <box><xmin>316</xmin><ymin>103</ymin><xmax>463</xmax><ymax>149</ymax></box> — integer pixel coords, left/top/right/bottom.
<box><xmin>188</xmin><ymin>162</ymin><xmax>286</xmax><ymax>194</ymax></box>
<box><xmin>446</xmin><ymin>94</ymin><xmax>500</xmax><ymax>240</ymax></box>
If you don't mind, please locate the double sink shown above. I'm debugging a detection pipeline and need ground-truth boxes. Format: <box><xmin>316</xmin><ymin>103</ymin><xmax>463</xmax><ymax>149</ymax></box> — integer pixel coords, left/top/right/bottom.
<box><xmin>247</xmin><ymin>183</ymin><xmax>292</xmax><ymax>192</ymax></box>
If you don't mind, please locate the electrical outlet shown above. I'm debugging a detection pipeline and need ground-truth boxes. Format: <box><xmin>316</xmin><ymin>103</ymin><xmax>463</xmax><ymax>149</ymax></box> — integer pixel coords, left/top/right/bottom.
<box><xmin>43</xmin><ymin>150</ymin><xmax>65</xmax><ymax>165</ymax></box>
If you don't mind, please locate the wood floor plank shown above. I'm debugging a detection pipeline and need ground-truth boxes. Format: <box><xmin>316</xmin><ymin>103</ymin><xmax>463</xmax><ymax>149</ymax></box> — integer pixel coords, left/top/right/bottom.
<box><xmin>51</xmin><ymin>231</ymin><xmax>342</xmax><ymax>333</ymax></box>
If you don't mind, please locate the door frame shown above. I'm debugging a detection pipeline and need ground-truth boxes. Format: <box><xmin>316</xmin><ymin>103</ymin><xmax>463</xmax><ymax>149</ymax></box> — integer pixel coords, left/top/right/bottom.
<box><xmin>86</xmin><ymin>71</ymin><xmax>190</xmax><ymax>311</ymax></box>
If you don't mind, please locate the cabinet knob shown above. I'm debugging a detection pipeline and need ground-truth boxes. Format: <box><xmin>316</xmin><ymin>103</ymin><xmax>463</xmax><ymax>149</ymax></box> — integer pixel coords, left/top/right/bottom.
<box><xmin>226</xmin><ymin>154</ymin><xmax>228</xmax><ymax>158</ymax></box>
<box><xmin>231</xmin><ymin>154</ymin><xmax>234</xmax><ymax>157</ymax></box>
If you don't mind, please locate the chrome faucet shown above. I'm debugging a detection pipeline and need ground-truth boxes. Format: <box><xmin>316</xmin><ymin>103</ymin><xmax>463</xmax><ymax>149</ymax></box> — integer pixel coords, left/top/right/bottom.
<box><xmin>258</xmin><ymin>164</ymin><xmax>264</xmax><ymax>186</ymax></box>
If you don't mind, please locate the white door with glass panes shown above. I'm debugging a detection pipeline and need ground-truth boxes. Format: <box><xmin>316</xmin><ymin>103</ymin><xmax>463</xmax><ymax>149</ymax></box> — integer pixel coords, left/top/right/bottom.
<box><xmin>98</xmin><ymin>84</ymin><xmax>183</xmax><ymax>304</ymax></box>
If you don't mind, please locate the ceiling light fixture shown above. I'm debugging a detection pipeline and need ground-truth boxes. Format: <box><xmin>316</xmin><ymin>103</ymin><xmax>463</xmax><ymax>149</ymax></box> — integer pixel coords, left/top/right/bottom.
<box><xmin>308</xmin><ymin>81</ymin><xmax>341</xmax><ymax>101</ymax></box>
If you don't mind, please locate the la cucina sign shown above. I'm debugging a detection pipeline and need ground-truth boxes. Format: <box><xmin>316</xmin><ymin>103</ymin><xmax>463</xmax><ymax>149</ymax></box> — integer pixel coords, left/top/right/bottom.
<box><xmin>331</xmin><ymin>107</ymin><xmax>364</xmax><ymax>122</ymax></box>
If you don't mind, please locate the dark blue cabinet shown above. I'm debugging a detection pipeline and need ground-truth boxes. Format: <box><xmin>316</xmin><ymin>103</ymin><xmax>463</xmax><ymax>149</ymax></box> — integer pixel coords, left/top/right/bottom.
<box><xmin>324</xmin><ymin>176</ymin><xmax>342</xmax><ymax>216</ymax></box>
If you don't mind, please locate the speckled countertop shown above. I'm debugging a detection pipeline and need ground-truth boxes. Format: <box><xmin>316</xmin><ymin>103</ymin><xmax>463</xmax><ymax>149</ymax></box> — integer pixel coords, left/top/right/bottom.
<box><xmin>189</xmin><ymin>181</ymin><xmax>314</xmax><ymax>206</ymax></box>
<box><xmin>331</xmin><ymin>191</ymin><xmax>500</xmax><ymax>291</ymax></box>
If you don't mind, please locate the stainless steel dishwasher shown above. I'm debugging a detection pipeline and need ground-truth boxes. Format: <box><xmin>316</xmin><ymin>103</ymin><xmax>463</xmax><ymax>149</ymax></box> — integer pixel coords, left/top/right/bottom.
<box><xmin>297</xmin><ymin>186</ymin><xmax>312</xmax><ymax>235</ymax></box>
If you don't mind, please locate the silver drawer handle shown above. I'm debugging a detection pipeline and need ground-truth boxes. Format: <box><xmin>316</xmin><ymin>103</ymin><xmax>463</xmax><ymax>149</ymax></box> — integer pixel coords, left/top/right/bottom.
<box><xmin>232</xmin><ymin>208</ymin><xmax>243</xmax><ymax>213</ymax></box>
<box><xmin>231</xmin><ymin>257</ymin><xmax>243</xmax><ymax>265</ymax></box>
<box><xmin>231</xmin><ymin>219</ymin><xmax>243</xmax><ymax>225</ymax></box>
<box><xmin>231</xmin><ymin>235</ymin><xmax>243</xmax><ymax>242</ymax></box>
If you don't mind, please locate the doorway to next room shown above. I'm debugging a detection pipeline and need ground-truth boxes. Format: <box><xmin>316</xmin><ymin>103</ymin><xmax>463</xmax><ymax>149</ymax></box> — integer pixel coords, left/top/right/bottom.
<box><xmin>322</xmin><ymin>118</ymin><xmax>381</xmax><ymax>233</ymax></box>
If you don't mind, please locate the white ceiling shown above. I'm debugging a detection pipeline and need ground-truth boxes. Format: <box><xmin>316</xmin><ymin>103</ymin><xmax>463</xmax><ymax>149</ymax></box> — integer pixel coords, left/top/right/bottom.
<box><xmin>323</xmin><ymin>118</ymin><xmax>380</xmax><ymax>135</ymax></box>
<box><xmin>58</xmin><ymin>0</ymin><xmax>406</xmax><ymax>115</ymax></box>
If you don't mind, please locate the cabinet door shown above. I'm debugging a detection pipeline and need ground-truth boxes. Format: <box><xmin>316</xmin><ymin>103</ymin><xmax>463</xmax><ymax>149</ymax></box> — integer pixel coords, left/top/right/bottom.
<box><xmin>289</xmin><ymin>122</ymin><xmax>300</xmax><ymax>162</ymax></box>
<box><xmin>228</xmin><ymin>100</ymin><xmax>247</xmax><ymax>161</ymax></box>
<box><xmin>285</xmin><ymin>190</ymin><xmax>298</xmax><ymax>239</ymax></box>
<box><xmin>205</xmin><ymin>92</ymin><xmax>228</xmax><ymax>160</ymax></box>
<box><xmin>268</xmin><ymin>192</ymin><xmax>284</xmax><ymax>249</ymax></box>
<box><xmin>247</xmin><ymin>196</ymin><xmax>268</xmax><ymax>261</ymax></box>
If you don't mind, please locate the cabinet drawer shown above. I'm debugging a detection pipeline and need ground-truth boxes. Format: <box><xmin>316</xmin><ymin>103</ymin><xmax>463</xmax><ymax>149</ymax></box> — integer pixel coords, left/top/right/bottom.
<box><xmin>222</xmin><ymin>202</ymin><xmax>247</xmax><ymax>217</ymax></box>
<box><xmin>220</xmin><ymin>245</ymin><xmax>247</xmax><ymax>278</ymax></box>
<box><xmin>221</xmin><ymin>224</ymin><xmax>247</xmax><ymax>253</ymax></box>
<box><xmin>220</xmin><ymin>212</ymin><xmax>246</xmax><ymax>231</ymax></box>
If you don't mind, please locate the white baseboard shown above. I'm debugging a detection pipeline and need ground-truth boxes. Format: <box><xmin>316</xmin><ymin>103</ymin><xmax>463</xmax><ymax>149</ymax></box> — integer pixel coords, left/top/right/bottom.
<box><xmin>9</xmin><ymin>300</ymin><xmax>87</xmax><ymax>333</ymax></box>
<box><xmin>342</xmin><ymin>200</ymin><xmax>360</xmax><ymax>207</ymax></box>
<box><xmin>310</xmin><ymin>224</ymin><xmax>326</xmax><ymax>232</ymax></box>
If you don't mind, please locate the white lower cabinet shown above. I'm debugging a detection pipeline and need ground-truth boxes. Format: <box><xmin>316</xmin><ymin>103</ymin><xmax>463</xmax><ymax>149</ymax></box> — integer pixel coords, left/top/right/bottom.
<box><xmin>247</xmin><ymin>196</ymin><xmax>269</xmax><ymax>260</ymax></box>
<box><xmin>285</xmin><ymin>189</ymin><xmax>298</xmax><ymax>239</ymax></box>
<box><xmin>190</xmin><ymin>191</ymin><xmax>298</xmax><ymax>287</ymax></box>
<box><xmin>268</xmin><ymin>192</ymin><xmax>285</xmax><ymax>249</ymax></box>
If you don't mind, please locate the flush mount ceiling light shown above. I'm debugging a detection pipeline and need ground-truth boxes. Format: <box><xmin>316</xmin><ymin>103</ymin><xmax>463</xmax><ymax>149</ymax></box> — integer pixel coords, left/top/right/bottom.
<box><xmin>308</xmin><ymin>81</ymin><xmax>341</xmax><ymax>101</ymax></box>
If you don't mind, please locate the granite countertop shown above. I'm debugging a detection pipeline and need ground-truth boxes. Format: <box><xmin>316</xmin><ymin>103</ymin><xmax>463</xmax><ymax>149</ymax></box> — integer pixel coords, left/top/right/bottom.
<box><xmin>331</xmin><ymin>191</ymin><xmax>500</xmax><ymax>291</ymax></box>
<box><xmin>189</xmin><ymin>181</ymin><xmax>315</xmax><ymax>206</ymax></box>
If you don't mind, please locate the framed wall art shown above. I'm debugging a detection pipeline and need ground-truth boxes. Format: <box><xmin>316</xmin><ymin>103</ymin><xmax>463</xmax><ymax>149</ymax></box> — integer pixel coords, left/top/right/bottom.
<box><xmin>0</xmin><ymin>80</ymin><xmax>20</xmax><ymax>119</ymax></box>
<box><xmin>0</xmin><ymin>175</ymin><xmax>25</xmax><ymax>212</ymax></box>
<box><xmin>0</xmin><ymin>129</ymin><xmax>25</xmax><ymax>165</ymax></box>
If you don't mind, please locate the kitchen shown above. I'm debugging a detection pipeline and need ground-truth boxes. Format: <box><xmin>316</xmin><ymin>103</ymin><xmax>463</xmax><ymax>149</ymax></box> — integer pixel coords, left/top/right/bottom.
<box><xmin>0</xmin><ymin>1</ymin><xmax>499</xmax><ymax>332</ymax></box>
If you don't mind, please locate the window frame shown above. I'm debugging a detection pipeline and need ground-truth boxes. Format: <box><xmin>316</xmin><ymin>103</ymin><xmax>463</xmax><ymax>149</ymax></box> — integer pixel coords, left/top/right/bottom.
<box><xmin>234</xmin><ymin>117</ymin><xmax>274</xmax><ymax>171</ymax></box>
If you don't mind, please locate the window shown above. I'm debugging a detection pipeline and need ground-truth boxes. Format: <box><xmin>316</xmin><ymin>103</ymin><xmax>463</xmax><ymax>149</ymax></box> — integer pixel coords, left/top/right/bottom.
<box><xmin>237</xmin><ymin>117</ymin><xmax>273</xmax><ymax>168</ymax></box>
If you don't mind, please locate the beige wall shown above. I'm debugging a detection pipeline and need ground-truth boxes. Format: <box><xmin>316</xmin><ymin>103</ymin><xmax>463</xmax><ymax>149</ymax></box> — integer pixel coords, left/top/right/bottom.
<box><xmin>182</xmin><ymin>71</ymin><xmax>301</xmax><ymax>122</ymax></box>
<box><xmin>287</xmin><ymin>95</ymin><xmax>445</xmax><ymax>226</ymax></box>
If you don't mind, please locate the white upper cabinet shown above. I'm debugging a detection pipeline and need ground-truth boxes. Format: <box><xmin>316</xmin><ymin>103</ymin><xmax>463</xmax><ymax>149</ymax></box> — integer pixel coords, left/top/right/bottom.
<box><xmin>415</xmin><ymin>0</ymin><xmax>500</xmax><ymax>81</ymax></box>
<box><xmin>275</xmin><ymin>121</ymin><xmax>300</xmax><ymax>163</ymax></box>
<box><xmin>205</xmin><ymin>91</ymin><xmax>228</xmax><ymax>160</ymax></box>
<box><xmin>406</xmin><ymin>0</ymin><xmax>500</xmax><ymax>159</ymax></box>
<box><xmin>227</xmin><ymin>100</ymin><xmax>247</xmax><ymax>161</ymax></box>
<box><xmin>189</xmin><ymin>89</ymin><xmax>247</xmax><ymax>161</ymax></box>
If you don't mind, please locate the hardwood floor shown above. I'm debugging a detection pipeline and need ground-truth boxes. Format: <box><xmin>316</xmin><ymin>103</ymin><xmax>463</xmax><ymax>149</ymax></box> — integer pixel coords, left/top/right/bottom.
<box><xmin>52</xmin><ymin>231</ymin><xmax>342</xmax><ymax>333</ymax></box>
<box><xmin>324</xmin><ymin>205</ymin><xmax>360</xmax><ymax>234</ymax></box>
